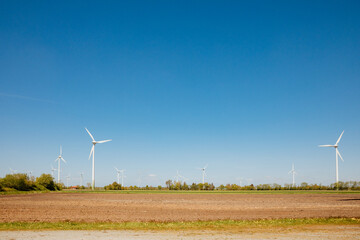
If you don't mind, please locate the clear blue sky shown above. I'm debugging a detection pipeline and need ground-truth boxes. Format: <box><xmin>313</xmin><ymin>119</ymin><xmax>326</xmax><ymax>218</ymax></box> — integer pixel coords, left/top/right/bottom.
<box><xmin>0</xmin><ymin>0</ymin><xmax>359</xmax><ymax>187</ymax></box>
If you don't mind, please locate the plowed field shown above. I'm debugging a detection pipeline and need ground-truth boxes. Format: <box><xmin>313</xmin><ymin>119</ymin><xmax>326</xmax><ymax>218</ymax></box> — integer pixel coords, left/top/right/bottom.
<box><xmin>1</xmin><ymin>192</ymin><xmax>359</xmax><ymax>222</ymax></box>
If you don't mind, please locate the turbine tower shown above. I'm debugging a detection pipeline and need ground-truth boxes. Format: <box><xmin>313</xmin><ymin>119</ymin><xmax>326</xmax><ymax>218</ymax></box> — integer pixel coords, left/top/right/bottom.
<box><xmin>198</xmin><ymin>164</ymin><xmax>208</xmax><ymax>184</ymax></box>
<box><xmin>51</xmin><ymin>165</ymin><xmax>57</xmax><ymax>178</ymax></box>
<box><xmin>85</xmin><ymin>128</ymin><xmax>112</xmax><ymax>190</ymax></box>
<box><xmin>319</xmin><ymin>130</ymin><xmax>344</xmax><ymax>189</ymax></box>
<box><xmin>55</xmin><ymin>145</ymin><xmax>66</xmax><ymax>183</ymax></box>
<box><xmin>114</xmin><ymin>167</ymin><xmax>122</xmax><ymax>185</ymax></box>
<box><xmin>174</xmin><ymin>170</ymin><xmax>188</xmax><ymax>184</ymax></box>
<box><xmin>66</xmin><ymin>175</ymin><xmax>70</xmax><ymax>188</ymax></box>
<box><xmin>288</xmin><ymin>163</ymin><xmax>297</xmax><ymax>187</ymax></box>
<box><xmin>121</xmin><ymin>170</ymin><xmax>125</xmax><ymax>187</ymax></box>
<box><xmin>80</xmin><ymin>172</ymin><xmax>84</xmax><ymax>186</ymax></box>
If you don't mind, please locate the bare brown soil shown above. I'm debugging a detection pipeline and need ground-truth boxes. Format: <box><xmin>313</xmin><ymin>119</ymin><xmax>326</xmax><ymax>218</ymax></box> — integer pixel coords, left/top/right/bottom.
<box><xmin>0</xmin><ymin>192</ymin><xmax>359</xmax><ymax>222</ymax></box>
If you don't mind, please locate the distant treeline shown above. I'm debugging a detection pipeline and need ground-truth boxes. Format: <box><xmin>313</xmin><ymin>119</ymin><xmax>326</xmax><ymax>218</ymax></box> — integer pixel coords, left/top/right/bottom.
<box><xmin>105</xmin><ymin>180</ymin><xmax>360</xmax><ymax>191</ymax></box>
<box><xmin>0</xmin><ymin>173</ymin><xmax>63</xmax><ymax>192</ymax></box>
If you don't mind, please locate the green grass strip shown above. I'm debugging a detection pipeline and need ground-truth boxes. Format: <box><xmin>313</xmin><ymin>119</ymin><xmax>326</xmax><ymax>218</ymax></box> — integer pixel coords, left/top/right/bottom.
<box><xmin>2</xmin><ymin>190</ymin><xmax>360</xmax><ymax>195</ymax></box>
<box><xmin>1</xmin><ymin>218</ymin><xmax>359</xmax><ymax>231</ymax></box>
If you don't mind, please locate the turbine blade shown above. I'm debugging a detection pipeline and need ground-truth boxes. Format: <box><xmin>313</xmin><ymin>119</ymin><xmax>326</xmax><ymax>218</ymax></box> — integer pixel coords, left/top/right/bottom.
<box><xmin>335</xmin><ymin>130</ymin><xmax>344</xmax><ymax>145</ymax></box>
<box><xmin>85</xmin><ymin>128</ymin><xmax>95</xmax><ymax>141</ymax></box>
<box><xmin>336</xmin><ymin>149</ymin><xmax>344</xmax><ymax>162</ymax></box>
<box><xmin>318</xmin><ymin>145</ymin><xmax>335</xmax><ymax>147</ymax></box>
<box><xmin>96</xmin><ymin>139</ymin><xmax>112</xmax><ymax>144</ymax></box>
<box><xmin>60</xmin><ymin>145</ymin><xmax>62</xmax><ymax>155</ymax></box>
<box><xmin>88</xmin><ymin>145</ymin><xmax>94</xmax><ymax>160</ymax></box>
<box><xmin>61</xmin><ymin>157</ymin><xmax>66</xmax><ymax>164</ymax></box>
<box><xmin>204</xmin><ymin>164</ymin><xmax>208</xmax><ymax>169</ymax></box>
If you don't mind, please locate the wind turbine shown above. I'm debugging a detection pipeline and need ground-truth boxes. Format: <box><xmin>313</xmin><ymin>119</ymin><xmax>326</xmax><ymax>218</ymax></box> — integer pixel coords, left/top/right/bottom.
<box><xmin>55</xmin><ymin>145</ymin><xmax>66</xmax><ymax>183</ymax></box>
<box><xmin>115</xmin><ymin>167</ymin><xmax>121</xmax><ymax>185</ymax></box>
<box><xmin>85</xmin><ymin>128</ymin><xmax>112</xmax><ymax>190</ymax></box>
<box><xmin>66</xmin><ymin>175</ymin><xmax>70</xmax><ymax>188</ymax></box>
<box><xmin>319</xmin><ymin>130</ymin><xmax>345</xmax><ymax>188</ymax></box>
<box><xmin>51</xmin><ymin>165</ymin><xmax>57</xmax><ymax>178</ymax></box>
<box><xmin>80</xmin><ymin>172</ymin><xmax>84</xmax><ymax>186</ymax></box>
<box><xmin>288</xmin><ymin>163</ymin><xmax>297</xmax><ymax>187</ymax></box>
<box><xmin>9</xmin><ymin>168</ymin><xmax>17</xmax><ymax>174</ymax></box>
<box><xmin>174</xmin><ymin>170</ymin><xmax>188</xmax><ymax>183</ymax></box>
<box><xmin>115</xmin><ymin>167</ymin><xmax>125</xmax><ymax>186</ymax></box>
<box><xmin>198</xmin><ymin>164</ymin><xmax>208</xmax><ymax>184</ymax></box>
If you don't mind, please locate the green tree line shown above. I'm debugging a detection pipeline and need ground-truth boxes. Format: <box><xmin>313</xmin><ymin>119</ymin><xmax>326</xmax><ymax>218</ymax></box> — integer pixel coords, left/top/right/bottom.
<box><xmin>0</xmin><ymin>173</ymin><xmax>62</xmax><ymax>192</ymax></box>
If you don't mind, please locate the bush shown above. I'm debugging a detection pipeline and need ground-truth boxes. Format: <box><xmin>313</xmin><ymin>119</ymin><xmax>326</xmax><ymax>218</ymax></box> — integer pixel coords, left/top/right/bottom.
<box><xmin>36</xmin><ymin>174</ymin><xmax>56</xmax><ymax>191</ymax></box>
<box><xmin>0</xmin><ymin>173</ymin><xmax>35</xmax><ymax>191</ymax></box>
<box><xmin>55</xmin><ymin>183</ymin><xmax>64</xmax><ymax>191</ymax></box>
<box><xmin>104</xmin><ymin>182</ymin><xmax>122</xmax><ymax>190</ymax></box>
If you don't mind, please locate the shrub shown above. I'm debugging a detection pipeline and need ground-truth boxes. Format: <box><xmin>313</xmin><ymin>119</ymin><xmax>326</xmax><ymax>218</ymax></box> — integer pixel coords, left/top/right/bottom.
<box><xmin>36</xmin><ymin>174</ymin><xmax>56</xmax><ymax>191</ymax></box>
<box><xmin>104</xmin><ymin>182</ymin><xmax>122</xmax><ymax>190</ymax></box>
<box><xmin>55</xmin><ymin>183</ymin><xmax>64</xmax><ymax>191</ymax></box>
<box><xmin>0</xmin><ymin>173</ymin><xmax>35</xmax><ymax>191</ymax></box>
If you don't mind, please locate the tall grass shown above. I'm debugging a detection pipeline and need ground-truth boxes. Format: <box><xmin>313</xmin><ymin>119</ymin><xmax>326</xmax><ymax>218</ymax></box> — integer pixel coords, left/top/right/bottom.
<box><xmin>0</xmin><ymin>218</ymin><xmax>359</xmax><ymax>231</ymax></box>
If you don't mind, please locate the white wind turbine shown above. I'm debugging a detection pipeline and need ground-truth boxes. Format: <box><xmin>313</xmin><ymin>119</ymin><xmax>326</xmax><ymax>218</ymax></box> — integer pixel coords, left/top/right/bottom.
<box><xmin>288</xmin><ymin>163</ymin><xmax>297</xmax><ymax>187</ymax></box>
<box><xmin>174</xmin><ymin>170</ymin><xmax>188</xmax><ymax>183</ymax></box>
<box><xmin>51</xmin><ymin>165</ymin><xmax>57</xmax><ymax>178</ymax></box>
<box><xmin>27</xmin><ymin>171</ymin><xmax>33</xmax><ymax>179</ymax></box>
<box><xmin>319</xmin><ymin>131</ymin><xmax>345</xmax><ymax>188</ymax></box>
<box><xmin>66</xmin><ymin>175</ymin><xmax>71</xmax><ymax>188</ymax></box>
<box><xmin>198</xmin><ymin>164</ymin><xmax>208</xmax><ymax>184</ymax></box>
<box><xmin>114</xmin><ymin>167</ymin><xmax>125</xmax><ymax>185</ymax></box>
<box><xmin>9</xmin><ymin>168</ymin><xmax>17</xmax><ymax>174</ymax></box>
<box><xmin>80</xmin><ymin>172</ymin><xmax>84</xmax><ymax>187</ymax></box>
<box><xmin>55</xmin><ymin>145</ymin><xmax>66</xmax><ymax>183</ymax></box>
<box><xmin>85</xmin><ymin>128</ymin><xmax>112</xmax><ymax>190</ymax></box>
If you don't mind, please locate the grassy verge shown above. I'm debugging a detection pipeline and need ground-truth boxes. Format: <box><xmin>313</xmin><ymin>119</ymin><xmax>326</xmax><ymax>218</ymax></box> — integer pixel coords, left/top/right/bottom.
<box><xmin>1</xmin><ymin>218</ymin><xmax>359</xmax><ymax>231</ymax></box>
<box><xmin>62</xmin><ymin>190</ymin><xmax>360</xmax><ymax>194</ymax></box>
<box><xmin>2</xmin><ymin>189</ymin><xmax>360</xmax><ymax>195</ymax></box>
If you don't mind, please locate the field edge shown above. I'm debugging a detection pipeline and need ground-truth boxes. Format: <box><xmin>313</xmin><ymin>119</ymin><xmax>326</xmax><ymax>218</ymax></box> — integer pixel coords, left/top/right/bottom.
<box><xmin>1</xmin><ymin>218</ymin><xmax>359</xmax><ymax>231</ymax></box>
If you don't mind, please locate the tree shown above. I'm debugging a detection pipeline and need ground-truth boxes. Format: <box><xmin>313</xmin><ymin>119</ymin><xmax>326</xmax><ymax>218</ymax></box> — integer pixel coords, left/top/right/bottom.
<box><xmin>190</xmin><ymin>183</ymin><xmax>199</xmax><ymax>190</ymax></box>
<box><xmin>36</xmin><ymin>174</ymin><xmax>56</xmax><ymax>191</ymax></box>
<box><xmin>0</xmin><ymin>173</ymin><xmax>34</xmax><ymax>191</ymax></box>
<box><xmin>165</xmin><ymin>180</ymin><xmax>172</xmax><ymax>189</ymax></box>
<box><xmin>182</xmin><ymin>182</ymin><xmax>189</xmax><ymax>190</ymax></box>
<box><xmin>104</xmin><ymin>182</ymin><xmax>122</xmax><ymax>190</ymax></box>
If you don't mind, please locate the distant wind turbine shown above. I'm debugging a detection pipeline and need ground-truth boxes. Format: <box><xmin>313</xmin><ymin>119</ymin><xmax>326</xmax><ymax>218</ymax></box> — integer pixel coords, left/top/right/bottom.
<box><xmin>115</xmin><ymin>167</ymin><xmax>125</xmax><ymax>185</ymax></box>
<box><xmin>27</xmin><ymin>171</ymin><xmax>33</xmax><ymax>179</ymax></box>
<box><xmin>198</xmin><ymin>164</ymin><xmax>208</xmax><ymax>184</ymax></box>
<box><xmin>9</xmin><ymin>168</ymin><xmax>17</xmax><ymax>174</ymax></box>
<box><xmin>319</xmin><ymin>130</ymin><xmax>345</xmax><ymax>188</ymax></box>
<box><xmin>288</xmin><ymin>163</ymin><xmax>297</xmax><ymax>187</ymax></box>
<box><xmin>55</xmin><ymin>145</ymin><xmax>66</xmax><ymax>183</ymax></box>
<box><xmin>66</xmin><ymin>175</ymin><xmax>70</xmax><ymax>188</ymax></box>
<box><xmin>80</xmin><ymin>172</ymin><xmax>84</xmax><ymax>186</ymax></box>
<box><xmin>85</xmin><ymin>128</ymin><xmax>112</xmax><ymax>190</ymax></box>
<box><xmin>174</xmin><ymin>170</ymin><xmax>188</xmax><ymax>183</ymax></box>
<box><xmin>51</xmin><ymin>165</ymin><xmax>57</xmax><ymax>178</ymax></box>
